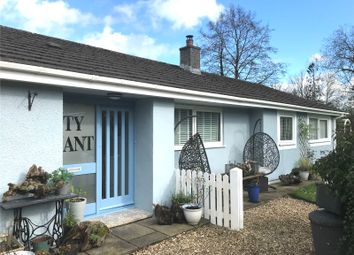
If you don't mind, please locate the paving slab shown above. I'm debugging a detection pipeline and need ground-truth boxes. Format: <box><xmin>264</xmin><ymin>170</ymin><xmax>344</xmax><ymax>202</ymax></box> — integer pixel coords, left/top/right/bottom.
<box><xmin>137</xmin><ymin>217</ymin><xmax>200</xmax><ymax>236</ymax></box>
<box><xmin>86</xmin><ymin>234</ymin><xmax>137</xmax><ymax>255</ymax></box>
<box><xmin>129</xmin><ymin>231</ymin><xmax>168</xmax><ymax>248</ymax></box>
<box><xmin>111</xmin><ymin>222</ymin><xmax>155</xmax><ymax>241</ymax></box>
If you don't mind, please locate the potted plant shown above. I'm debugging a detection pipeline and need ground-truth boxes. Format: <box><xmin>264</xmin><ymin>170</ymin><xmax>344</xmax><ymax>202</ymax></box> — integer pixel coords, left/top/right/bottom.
<box><xmin>182</xmin><ymin>174</ymin><xmax>205</xmax><ymax>225</ymax></box>
<box><xmin>171</xmin><ymin>192</ymin><xmax>193</xmax><ymax>223</ymax></box>
<box><xmin>0</xmin><ymin>233</ymin><xmax>25</xmax><ymax>255</ymax></box>
<box><xmin>296</xmin><ymin>158</ymin><xmax>312</xmax><ymax>181</ymax></box>
<box><xmin>50</xmin><ymin>168</ymin><xmax>74</xmax><ymax>195</ymax></box>
<box><xmin>68</xmin><ymin>187</ymin><xmax>87</xmax><ymax>223</ymax></box>
<box><xmin>63</xmin><ymin>212</ymin><xmax>78</xmax><ymax>236</ymax></box>
<box><xmin>310</xmin><ymin>130</ymin><xmax>354</xmax><ymax>255</ymax></box>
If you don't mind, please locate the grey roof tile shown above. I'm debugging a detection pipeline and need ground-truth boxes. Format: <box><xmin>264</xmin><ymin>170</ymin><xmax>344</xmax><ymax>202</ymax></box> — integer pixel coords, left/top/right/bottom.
<box><xmin>0</xmin><ymin>26</ymin><xmax>337</xmax><ymax>112</ymax></box>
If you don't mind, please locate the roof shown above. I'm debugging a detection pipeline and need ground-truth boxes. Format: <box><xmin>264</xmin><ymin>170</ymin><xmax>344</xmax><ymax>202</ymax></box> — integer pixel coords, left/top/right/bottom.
<box><xmin>0</xmin><ymin>25</ymin><xmax>339</xmax><ymax>113</ymax></box>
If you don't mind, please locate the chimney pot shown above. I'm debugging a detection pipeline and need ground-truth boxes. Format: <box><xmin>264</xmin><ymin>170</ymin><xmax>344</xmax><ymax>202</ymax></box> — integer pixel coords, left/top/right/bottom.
<box><xmin>186</xmin><ymin>35</ymin><xmax>193</xmax><ymax>47</ymax></box>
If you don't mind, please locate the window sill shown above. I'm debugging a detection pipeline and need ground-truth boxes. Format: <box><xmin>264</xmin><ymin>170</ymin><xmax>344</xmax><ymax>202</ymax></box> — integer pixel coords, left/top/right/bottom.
<box><xmin>309</xmin><ymin>140</ymin><xmax>331</xmax><ymax>147</ymax></box>
<box><xmin>174</xmin><ymin>144</ymin><xmax>225</xmax><ymax>151</ymax></box>
<box><xmin>278</xmin><ymin>143</ymin><xmax>296</xmax><ymax>150</ymax></box>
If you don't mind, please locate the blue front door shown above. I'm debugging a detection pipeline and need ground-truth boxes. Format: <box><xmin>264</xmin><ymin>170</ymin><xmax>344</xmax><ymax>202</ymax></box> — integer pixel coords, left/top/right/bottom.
<box><xmin>96</xmin><ymin>106</ymin><xmax>134</xmax><ymax>213</ymax></box>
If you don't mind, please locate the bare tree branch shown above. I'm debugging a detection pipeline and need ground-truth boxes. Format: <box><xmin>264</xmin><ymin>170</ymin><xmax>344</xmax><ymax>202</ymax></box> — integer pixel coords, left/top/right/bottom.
<box><xmin>199</xmin><ymin>5</ymin><xmax>285</xmax><ymax>86</ymax></box>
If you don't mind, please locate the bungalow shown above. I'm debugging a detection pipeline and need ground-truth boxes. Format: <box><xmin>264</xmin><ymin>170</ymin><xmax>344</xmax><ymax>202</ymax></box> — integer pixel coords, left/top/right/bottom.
<box><xmin>0</xmin><ymin>26</ymin><xmax>344</xmax><ymax>233</ymax></box>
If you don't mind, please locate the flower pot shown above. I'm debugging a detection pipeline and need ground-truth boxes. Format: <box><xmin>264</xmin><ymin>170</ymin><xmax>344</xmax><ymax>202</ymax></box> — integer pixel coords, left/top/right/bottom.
<box><xmin>68</xmin><ymin>197</ymin><xmax>87</xmax><ymax>223</ymax></box>
<box><xmin>182</xmin><ymin>205</ymin><xmax>203</xmax><ymax>225</ymax></box>
<box><xmin>6</xmin><ymin>252</ymin><xmax>35</xmax><ymax>255</ymax></box>
<box><xmin>299</xmin><ymin>171</ymin><xmax>309</xmax><ymax>180</ymax></box>
<box><xmin>316</xmin><ymin>184</ymin><xmax>343</xmax><ymax>217</ymax></box>
<box><xmin>58</xmin><ymin>182</ymin><xmax>71</xmax><ymax>195</ymax></box>
<box><xmin>31</xmin><ymin>235</ymin><xmax>52</xmax><ymax>252</ymax></box>
<box><xmin>247</xmin><ymin>184</ymin><xmax>260</xmax><ymax>203</ymax></box>
<box><xmin>0</xmin><ymin>235</ymin><xmax>24</xmax><ymax>255</ymax></box>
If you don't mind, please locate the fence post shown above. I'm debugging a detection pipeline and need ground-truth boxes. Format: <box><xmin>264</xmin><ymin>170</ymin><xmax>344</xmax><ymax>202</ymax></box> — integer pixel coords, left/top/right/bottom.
<box><xmin>230</xmin><ymin>167</ymin><xmax>244</xmax><ymax>230</ymax></box>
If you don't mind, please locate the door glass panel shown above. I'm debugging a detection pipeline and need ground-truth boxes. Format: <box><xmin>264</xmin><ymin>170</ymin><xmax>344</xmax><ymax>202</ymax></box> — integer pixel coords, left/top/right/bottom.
<box><xmin>110</xmin><ymin>111</ymin><xmax>114</xmax><ymax>198</ymax></box>
<box><xmin>125</xmin><ymin>111</ymin><xmax>129</xmax><ymax>195</ymax></box>
<box><xmin>102</xmin><ymin>111</ymin><xmax>106</xmax><ymax>199</ymax></box>
<box><xmin>63</xmin><ymin>103</ymin><xmax>95</xmax><ymax>164</ymax></box>
<box><xmin>72</xmin><ymin>174</ymin><xmax>96</xmax><ymax>204</ymax></box>
<box><xmin>117</xmin><ymin>112</ymin><xmax>122</xmax><ymax>196</ymax></box>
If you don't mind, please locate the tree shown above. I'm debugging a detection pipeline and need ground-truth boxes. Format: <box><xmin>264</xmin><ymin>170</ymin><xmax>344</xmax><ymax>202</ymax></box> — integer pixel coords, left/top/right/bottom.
<box><xmin>290</xmin><ymin>62</ymin><xmax>322</xmax><ymax>101</ymax></box>
<box><xmin>289</xmin><ymin>62</ymin><xmax>348</xmax><ymax>109</ymax></box>
<box><xmin>200</xmin><ymin>5</ymin><xmax>285</xmax><ymax>86</ymax></box>
<box><xmin>322</xmin><ymin>26</ymin><xmax>354</xmax><ymax>86</ymax></box>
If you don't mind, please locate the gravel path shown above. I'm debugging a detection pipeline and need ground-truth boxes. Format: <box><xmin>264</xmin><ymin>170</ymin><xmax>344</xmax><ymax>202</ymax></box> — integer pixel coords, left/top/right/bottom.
<box><xmin>133</xmin><ymin>198</ymin><xmax>317</xmax><ymax>255</ymax></box>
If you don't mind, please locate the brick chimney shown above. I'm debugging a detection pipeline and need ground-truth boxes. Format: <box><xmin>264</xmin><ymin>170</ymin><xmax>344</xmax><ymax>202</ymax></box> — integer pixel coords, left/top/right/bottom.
<box><xmin>179</xmin><ymin>35</ymin><xmax>201</xmax><ymax>74</ymax></box>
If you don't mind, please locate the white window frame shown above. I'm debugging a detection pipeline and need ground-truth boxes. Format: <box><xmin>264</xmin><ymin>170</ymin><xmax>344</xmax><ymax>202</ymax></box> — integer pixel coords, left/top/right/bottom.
<box><xmin>174</xmin><ymin>105</ymin><xmax>223</xmax><ymax>150</ymax></box>
<box><xmin>277</xmin><ymin>112</ymin><xmax>297</xmax><ymax>150</ymax></box>
<box><xmin>308</xmin><ymin>115</ymin><xmax>331</xmax><ymax>146</ymax></box>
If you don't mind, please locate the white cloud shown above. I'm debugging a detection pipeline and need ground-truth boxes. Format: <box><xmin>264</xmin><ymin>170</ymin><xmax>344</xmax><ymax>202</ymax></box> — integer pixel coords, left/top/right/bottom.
<box><xmin>83</xmin><ymin>26</ymin><xmax>175</xmax><ymax>61</ymax></box>
<box><xmin>309</xmin><ymin>53</ymin><xmax>323</xmax><ymax>62</ymax></box>
<box><xmin>150</xmin><ymin>0</ymin><xmax>224</xmax><ymax>29</ymax></box>
<box><xmin>1</xmin><ymin>0</ymin><xmax>95</xmax><ymax>36</ymax></box>
<box><xmin>114</xmin><ymin>4</ymin><xmax>136</xmax><ymax>22</ymax></box>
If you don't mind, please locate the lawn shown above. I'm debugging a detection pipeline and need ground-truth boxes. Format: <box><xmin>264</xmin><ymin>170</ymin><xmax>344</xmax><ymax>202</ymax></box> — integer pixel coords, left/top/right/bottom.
<box><xmin>289</xmin><ymin>183</ymin><xmax>316</xmax><ymax>203</ymax></box>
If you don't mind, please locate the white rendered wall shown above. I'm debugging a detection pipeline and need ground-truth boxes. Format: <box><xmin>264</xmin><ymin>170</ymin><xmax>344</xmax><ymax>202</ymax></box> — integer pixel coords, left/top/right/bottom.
<box><xmin>0</xmin><ymin>82</ymin><xmax>63</xmax><ymax>234</ymax></box>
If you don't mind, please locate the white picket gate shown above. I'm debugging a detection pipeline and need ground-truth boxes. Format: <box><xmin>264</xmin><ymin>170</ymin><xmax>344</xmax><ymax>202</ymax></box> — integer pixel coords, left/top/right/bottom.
<box><xmin>175</xmin><ymin>168</ymin><xmax>244</xmax><ymax>230</ymax></box>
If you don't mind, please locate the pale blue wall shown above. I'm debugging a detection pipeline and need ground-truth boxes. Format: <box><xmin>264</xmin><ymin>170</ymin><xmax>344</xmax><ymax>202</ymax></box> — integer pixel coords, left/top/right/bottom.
<box><xmin>135</xmin><ymin>99</ymin><xmax>154</xmax><ymax>212</ymax></box>
<box><xmin>174</xmin><ymin>105</ymin><xmax>335</xmax><ymax>182</ymax></box>
<box><xmin>152</xmin><ymin>100</ymin><xmax>175</xmax><ymax>205</ymax></box>
<box><xmin>135</xmin><ymin>99</ymin><xmax>175</xmax><ymax>211</ymax></box>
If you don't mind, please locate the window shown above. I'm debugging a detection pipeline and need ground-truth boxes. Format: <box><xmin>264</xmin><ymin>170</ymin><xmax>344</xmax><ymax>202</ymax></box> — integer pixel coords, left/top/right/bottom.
<box><xmin>309</xmin><ymin>118</ymin><xmax>318</xmax><ymax>140</ymax></box>
<box><xmin>278</xmin><ymin>113</ymin><xmax>296</xmax><ymax>148</ymax></box>
<box><xmin>308</xmin><ymin>117</ymin><xmax>330</xmax><ymax>143</ymax></box>
<box><xmin>174</xmin><ymin>109</ymin><xmax>193</xmax><ymax>145</ymax></box>
<box><xmin>280</xmin><ymin>116</ymin><xmax>293</xmax><ymax>141</ymax></box>
<box><xmin>175</xmin><ymin>107</ymin><xmax>222</xmax><ymax>148</ymax></box>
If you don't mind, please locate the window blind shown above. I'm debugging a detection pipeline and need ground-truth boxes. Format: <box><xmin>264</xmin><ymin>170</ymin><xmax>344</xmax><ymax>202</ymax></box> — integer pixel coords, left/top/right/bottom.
<box><xmin>174</xmin><ymin>109</ymin><xmax>193</xmax><ymax>145</ymax></box>
<box><xmin>196</xmin><ymin>111</ymin><xmax>220</xmax><ymax>142</ymax></box>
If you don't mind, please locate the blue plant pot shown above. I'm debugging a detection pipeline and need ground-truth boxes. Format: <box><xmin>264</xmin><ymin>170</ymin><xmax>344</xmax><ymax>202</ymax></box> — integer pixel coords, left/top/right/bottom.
<box><xmin>248</xmin><ymin>184</ymin><xmax>260</xmax><ymax>203</ymax></box>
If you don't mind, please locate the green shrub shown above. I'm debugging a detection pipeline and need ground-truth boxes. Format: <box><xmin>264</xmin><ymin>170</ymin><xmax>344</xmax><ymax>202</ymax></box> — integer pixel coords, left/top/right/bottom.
<box><xmin>313</xmin><ymin>130</ymin><xmax>354</xmax><ymax>255</ymax></box>
<box><xmin>171</xmin><ymin>192</ymin><xmax>193</xmax><ymax>205</ymax></box>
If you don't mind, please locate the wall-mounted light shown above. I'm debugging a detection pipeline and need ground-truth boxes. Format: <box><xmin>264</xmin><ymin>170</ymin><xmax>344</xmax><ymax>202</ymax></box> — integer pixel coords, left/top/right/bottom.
<box><xmin>28</xmin><ymin>90</ymin><xmax>38</xmax><ymax>111</ymax></box>
<box><xmin>107</xmin><ymin>92</ymin><xmax>122</xmax><ymax>100</ymax></box>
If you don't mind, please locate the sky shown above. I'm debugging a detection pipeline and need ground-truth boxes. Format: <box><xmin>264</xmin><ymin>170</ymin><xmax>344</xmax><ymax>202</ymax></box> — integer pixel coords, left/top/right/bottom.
<box><xmin>1</xmin><ymin>0</ymin><xmax>353</xmax><ymax>83</ymax></box>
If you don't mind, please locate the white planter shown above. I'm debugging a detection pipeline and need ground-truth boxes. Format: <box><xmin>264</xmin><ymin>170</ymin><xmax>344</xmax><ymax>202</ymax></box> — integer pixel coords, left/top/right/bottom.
<box><xmin>6</xmin><ymin>252</ymin><xmax>35</xmax><ymax>255</ymax></box>
<box><xmin>299</xmin><ymin>171</ymin><xmax>310</xmax><ymax>181</ymax></box>
<box><xmin>182</xmin><ymin>205</ymin><xmax>203</xmax><ymax>226</ymax></box>
<box><xmin>68</xmin><ymin>197</ymin><xmax>87</xmax><ymax>223</ymax></box>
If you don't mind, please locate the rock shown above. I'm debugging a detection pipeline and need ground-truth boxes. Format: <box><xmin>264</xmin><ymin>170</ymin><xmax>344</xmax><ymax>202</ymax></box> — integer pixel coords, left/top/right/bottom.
<box><xmin>2</xmin><ymin>164</ymin><xmax>52</xmax><ymax>201</ymax></box>
<box><xmin>61</xmin><ymin>221</ymin><xmax>109</xmax><ymax>252</ymax></box>
<box><xmin>154</xmin><ymin>204</ymin><xmax>173</xmax><ymax>225</ymax></box>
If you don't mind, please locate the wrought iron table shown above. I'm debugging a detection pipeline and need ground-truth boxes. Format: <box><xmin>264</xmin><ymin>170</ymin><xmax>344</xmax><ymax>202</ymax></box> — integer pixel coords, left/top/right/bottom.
<box><xmin>0</xmin><ymin>193</ymin><xmax>77</xmax><ymax>249</ymax></box>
